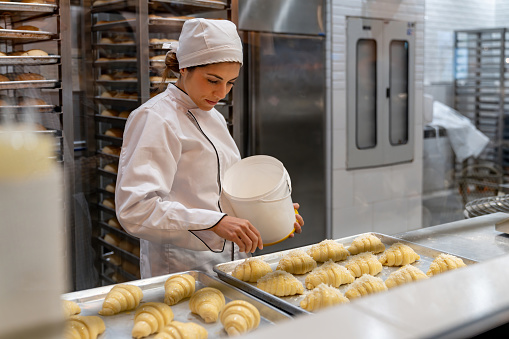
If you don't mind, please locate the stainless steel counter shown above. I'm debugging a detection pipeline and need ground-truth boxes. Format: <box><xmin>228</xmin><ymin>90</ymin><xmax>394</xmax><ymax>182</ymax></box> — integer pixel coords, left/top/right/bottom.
<box><xmin>395</xmin><ymin>212</ymin><xmax>509</xmax><ymax>261</ymax></box>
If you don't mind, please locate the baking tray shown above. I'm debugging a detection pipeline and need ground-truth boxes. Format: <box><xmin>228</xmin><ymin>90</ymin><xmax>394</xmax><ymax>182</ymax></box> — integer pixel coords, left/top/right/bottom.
<box><xmin>213</xmin><ymin>233</ymin><xmax>478</xmax><ymax>316</ymax></box>
<box><xmin>0</xmin><ymin>55</ymin><xmax>60</xmax><ymax>65</ymax></box>
<box><xmin>0</xmin><ymin>1</ymin><xmax>57</xmax><ymax>12</ymax></box>
<box><xmin>62</xmin><ymin>270</ymin><xmax>292</xmax><ymax>338</ymax></box>
<box><xmin>0</xmin><ymin>29</ymin><xmax>54</xmax><ymax>41</ymax></box>
<box><xmin>0</xmin><ymin>80</ymin><xmax>58</xmax><ymax>90</ymax></box>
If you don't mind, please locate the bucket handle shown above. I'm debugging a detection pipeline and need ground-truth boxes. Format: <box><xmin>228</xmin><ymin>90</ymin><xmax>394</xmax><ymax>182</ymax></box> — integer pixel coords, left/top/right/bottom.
<box><xmin>260</xmin><ymin>168</ymin><xmax>292</xmax><ymax>203</ymax></box>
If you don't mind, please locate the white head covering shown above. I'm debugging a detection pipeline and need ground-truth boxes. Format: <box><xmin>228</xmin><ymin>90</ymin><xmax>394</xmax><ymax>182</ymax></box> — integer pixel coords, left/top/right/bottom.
<box><xmin>174</xmin><ymin>18</ymin><xmax>243</xmax><ymax>69</ymax></box>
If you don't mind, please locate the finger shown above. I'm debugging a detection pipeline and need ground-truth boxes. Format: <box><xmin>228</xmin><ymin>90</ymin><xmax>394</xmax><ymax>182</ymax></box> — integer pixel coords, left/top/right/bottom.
<box><xmin>236</xmin><ymin>229</ymin><xmax>254</xmax><ymax>253</ymax></box>
<box><xmin>234</xmin><ymin>236</ymin><xmax>246</xmax><ymax>253</ymax></box>
<box><xmin>288</xmin><ymin>233</ymin><xmax>295</xmax><ymax>238</ymax></box>
<box><xmin>293</xmin><ymin>202</ymin><xmax>300</xmax><ymax>210</ymax></box>
<box><xmin>245</xmin><ymin>226</ymin><xmax>261</xmax><ymax>253</ymax></box>
<box><xmin>296</xmin><ymin>214</ymin><xmax>304</xmax><ymax>226</ymax></box>
<box><xmin>293</xmin><ymin>222</ymin><xmax>302</xmax><ymax>234</ymax></box>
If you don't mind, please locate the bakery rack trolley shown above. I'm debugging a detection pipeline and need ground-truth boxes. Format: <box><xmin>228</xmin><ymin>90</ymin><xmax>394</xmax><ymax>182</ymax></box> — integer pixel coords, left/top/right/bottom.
<box><xmin>454</xmin><ymin>28</ymin><xmax>509</xmax><ymax>205</ymax></box>
<box><xmin>0</xmin><ymin>0</ymin><xmax>75</xmax><ymax>287</ymax></box>
<box><xmin>82</xmin><ymin>0</ymin><xmax>233</xmax><ymax>286</ymax></box>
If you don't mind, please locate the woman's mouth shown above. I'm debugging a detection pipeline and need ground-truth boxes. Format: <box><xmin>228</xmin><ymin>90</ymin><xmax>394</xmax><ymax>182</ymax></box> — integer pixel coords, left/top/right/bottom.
<box><xmin>205</xmin><ymin>99</ymin><xmax>218</xmax><ymax>106</ymax></box>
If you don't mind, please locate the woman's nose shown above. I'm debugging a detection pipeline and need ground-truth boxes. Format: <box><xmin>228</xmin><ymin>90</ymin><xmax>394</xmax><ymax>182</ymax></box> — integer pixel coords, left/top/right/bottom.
<box><xmin>215</xmin><ymin>84</ymin><xmax>228</xmax><ymax>99</ymax></box>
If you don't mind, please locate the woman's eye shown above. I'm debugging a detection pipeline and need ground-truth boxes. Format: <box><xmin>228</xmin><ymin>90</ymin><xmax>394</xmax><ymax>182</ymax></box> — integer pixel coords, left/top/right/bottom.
<box><xmin>208</xmin><ymin>79</ymin><xmax>218</xmax><ymax>84</ymax></box>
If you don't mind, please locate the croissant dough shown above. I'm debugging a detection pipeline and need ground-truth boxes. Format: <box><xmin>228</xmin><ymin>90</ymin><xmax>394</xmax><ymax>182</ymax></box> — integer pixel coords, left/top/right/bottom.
<box><xmin>64</xmin><ymin>315</ymin><xmax>105</xmax><ymax>339</ymax></box>
<box><xmin>257</xmin><ymin>270</ymin><xmax>304</xmax><ymax>297</ymax></box>
<box><xmin>307</xmin><ymin>239</ymin><xmax>350</xmax><ymax>262</ymax></box>
<box><xmin>427</xmin><ymin>253</ymin><xmax>467</xmax><ymax>277</ymax></box>
<box><xmin>62</xmin><ymin>300</ymin><xmax>81</xmax><ymax>318</ymax></box>
<box><xmin>164</xmin><ymin>274</ymin><xmax>196</xmax><ymax>305</ymax></box>
<box><xmin>345</xmin><ymin>274</ymin><xmax>388</xmax><ymax>300</ymax></box>
<box><xmin>276</xmin><ymin>249</ymin><xmax>317</xmax><ymax>275</ymax></box>
<box><xmin>344</xmin><ymin>252</ymin><xmax>383</xmax><ymax>278</ymax></box>
<box><xmin>132</xmin><ymin>302</ymin><xmax>174</xmax><ymax>338</ymax></box>
<box><xmin>300</xmin><ymin>283</ymin><xmax>350</xmax><ymax>312</ymax></box>
<box><xmin>98</xmin><ymin>284</ymin><xmax>143</xmax><ymax>315</ymax></box>
<box><xmin>305</xmin><ymin>260</ymin><xmax>355</xmax><ymax>289</ymax></box>
<box><xmin>220</xmin><ymin>300</ymin><xmax>260</xmax><ymax>336</ymax></box>
<box><xmin>232</xmin><ymin>257</ymin><xmax>272</xmax><ymax>282</ymax></box>
<box><xmin>385</xmin><ymin>265</ymin><xmax>428</xmax><ymax>289</ymax></box>
<box><xmin>189</xmin><ymin>287</ymin><xmax>225</xmax><ymax>323</ymax></box>
<box><xmin>379</xmin><ymin>243</ymin><xmax>421</xmax><ymax>266</ymax></box>
<box><xmin>154</xmin><ymin>321</ymin><xmax>208</xmax><ymax>339</ymax></box>
<box><xmin>347</xmin><ymin>233</ymin><xmax>385</xmax><ymax>255</ymax></box>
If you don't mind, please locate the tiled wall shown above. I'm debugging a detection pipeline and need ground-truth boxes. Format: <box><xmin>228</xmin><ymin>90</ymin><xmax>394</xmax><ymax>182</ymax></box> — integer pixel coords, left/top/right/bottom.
<box><xmin>495</xmin><ymin>1</ymin><xmax>509</xmax><ymax>26</ymax></box>
<box><xmin>329</xmin><ymin>0</ymin><xmax>425</xmax><ymax>238</ymax></box>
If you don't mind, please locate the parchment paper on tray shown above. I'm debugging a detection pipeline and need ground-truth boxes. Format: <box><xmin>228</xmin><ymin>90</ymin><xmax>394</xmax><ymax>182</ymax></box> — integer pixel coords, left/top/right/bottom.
<box><xmin>62</xmin><ymin>270</ymin><xmax>291</xmax><ymax>338</ymax></box>
<box><xmin>214</xmin><ymin>233</ymin><xmax>477</xmax><ymax>316</ymax></box>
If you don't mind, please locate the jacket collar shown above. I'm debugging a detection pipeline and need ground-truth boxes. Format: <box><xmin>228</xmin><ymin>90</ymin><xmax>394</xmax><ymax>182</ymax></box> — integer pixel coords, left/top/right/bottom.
<box><xmin>167</xmin><ymin>83</ymin><xmax>198</xmax><ymax>110</ymax></box>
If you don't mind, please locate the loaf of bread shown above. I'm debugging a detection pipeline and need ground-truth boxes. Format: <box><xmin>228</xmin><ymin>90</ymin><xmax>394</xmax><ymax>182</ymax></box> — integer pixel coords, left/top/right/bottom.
<box><xmin>25</xmin><ymin>49</ymin><xmax>48</xmax><ymax>56</ymax></box>
<box><xmin>99</xmin><ymin>37</ymin><xmax>115</xmax><ymax>44</ymax></box>
<box><xmin>0</xmin><ymin>74</ymin><xmax>10</xmax><ymax>82</ymax></box>
<box><xmin>99</xmin><ymin>74</ymin><xmax>115</xmax><ymax>81</ymax></box>
<box><xmin>19</xmin><ymin>97</ymin><xmax>47</xmax><ymax>106</ymax></box>
<box><xmin>347</xmin><ymin>233</ymin><xmax>385</xmax><ymax>255</ymax></box>
<box><xmin>103</xmin><ymin>163</ymin><xmax>118</xmax><ymax>173</ymax></box>
<box><xmin>103</xmin><ymin>232</ymin><xmax>120</xmax><ymax>246</ymax></box>
<box><xmin>15</xmin><ymin>25</ymin><xmax>40</xmax><ymax>31</ymax></box>
<box><xmin>122</xmin><ymin>260</ymin><xmax>140</xmax><ymax>277</ymax></box>
<box><xmin>100</xmin><ymin>109</ymin><xmax>119</xmax><ymax>116</ymax></box>
<box><xmin>109</xmin><ymin>253</ymin><xmax>122</xmax><ymax>266</ymax></box>
<box><xmin>105</xmin><ymin>128</ymin><xmax>123</xmax><ymax>138</ymax></box>
<box><xmin>276</xmin><ymin>249</ymin><xmax>317</xmax><ymax>275</ymax></box>
<box><xmin>105</xmin><ymin>183</ymin><xmax>116</xmax><ymax>193</ymax></box>
<box><xmin>107</xmin><ymin>217</ymin><xmax>121</xmax><ymax>229</ymax></box>
<box><xmin>232</xmin><ymin>257</ymin><xmax>272</xmax><ymax>283</ymax></box>
<box><xmin>119</xmin><ymin>238</ymin><xmax>134</xmax><ymax>252</ymax></box>
<box><xmin>307</xmin><ymin>239</ymin><xmax>350</xmax><ymax>262</ymax></box>
<box><xmin>150</xmin><ymin>55</ymin><xmax>166</xmax><ymax>61</ymax></box>
<box><xmin>0</xmin><ymin>51</ymin><xmax>6</xmax><ymax>57</ymax></box>
<box><xmin>119</xmin><ymin>110</ymin><xmax>131</xmax><ymax>118</ymax></box>
<box><xmin>101</xmin><ymin>145</ymin><xmax>121</xmax><ymax>156</ymax></box>
<box><xmin>15</xmin><ymin>73</ymin><xmax>45</xmax><ymax>81</ymax></box>
<box><xmin>102</xmin><ymin>198</ymin><xmax>115</xmax><ymax>209</ymax></box>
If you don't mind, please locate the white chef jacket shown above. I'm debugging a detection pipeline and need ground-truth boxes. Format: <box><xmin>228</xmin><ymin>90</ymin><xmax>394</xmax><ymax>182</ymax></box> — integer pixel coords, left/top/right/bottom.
<box><xmin>115</xmin><ymin>84</ymin><xmax>248</xmax><ymax>278</ymax></box>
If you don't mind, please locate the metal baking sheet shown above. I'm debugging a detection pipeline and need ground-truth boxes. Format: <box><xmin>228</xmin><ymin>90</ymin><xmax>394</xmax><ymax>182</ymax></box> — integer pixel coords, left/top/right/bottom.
<box><xmin>0</xmin><ymin>1</ymin><xmax>57</xmax><ymax>12</ymax></box>
<box><xmin>0</xmin><ymin>80</ymin><xmax>58</xmax><ymax>90</ymax></box>
<box><xmin>0</xmin><ymin>29</ymin><xmax>53</xmax><ymax>40</ymax></box>
<box><xmin>0</xmin><ymin>56</ymin><xmax>59</xmax><ymax>65</ymax></box>
<box><xmin>213</xmin><ymin>233</ymin><xmax>477</xmax><ymax>316</ymax></box>
<box><xmin>62</xmin><ymin>270</ymin><xmax>292</xmax><ymax>338</ymax></box>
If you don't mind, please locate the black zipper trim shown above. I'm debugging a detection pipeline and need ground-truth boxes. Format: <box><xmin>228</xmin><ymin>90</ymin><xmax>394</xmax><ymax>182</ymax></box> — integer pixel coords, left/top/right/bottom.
<box><xmin>186</xmin><ymin>110</ymin><xmax>231</xmax><ymax>255</ymax></box>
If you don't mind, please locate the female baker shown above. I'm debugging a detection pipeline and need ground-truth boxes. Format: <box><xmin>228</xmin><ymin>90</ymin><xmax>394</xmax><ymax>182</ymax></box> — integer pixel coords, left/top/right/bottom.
<box><xmin>115</xmin><ymin>18</ymin><xmax>304</xmax><ymax>278</ymax></box>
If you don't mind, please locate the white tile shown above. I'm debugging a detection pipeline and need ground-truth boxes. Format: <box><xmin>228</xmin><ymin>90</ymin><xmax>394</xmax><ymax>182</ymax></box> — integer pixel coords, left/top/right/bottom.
<box><xmin>332</xmin><ymin>129</ymin><xmax>346</xmax><ymax>170</ymax></box>
<box><xmin>331</xmin><ymin>89</ymin><xmax>346</xmax><ymax>130</ymax></box>
<box><xmin>332</xmin><ymin>204</ymin><xmax>373</xmax><ymax>238</ymax></box>
<box><xmin>390</xmin><ymin>162</ymin><xmax>422</xmax><ymax>198</ymax></box>
<box><xmin>406</xmin><ymin>195</ymin><xmax>423</xmax><ymax>231</ymax></box>
<box><xmin>353</xmin><ymin>167</ymin><xmax>393</xmax><ymax>204</ymax></box>
<box><xmin>373</xmin><ymin>198</ymin><xmax>408</xmax><ymax>235</ymax></box>
<box><xmin>332</xmin><ymin>169</ymin><xmax>354</xmax><ymax>209</ymax></box>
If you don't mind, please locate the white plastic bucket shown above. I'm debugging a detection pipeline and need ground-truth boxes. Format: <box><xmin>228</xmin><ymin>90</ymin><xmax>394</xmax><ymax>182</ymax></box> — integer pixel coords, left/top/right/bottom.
<box><xmin>221</xmin><ymin>155</ymin><xmax>295</xmax><ymax>246</ymax></box>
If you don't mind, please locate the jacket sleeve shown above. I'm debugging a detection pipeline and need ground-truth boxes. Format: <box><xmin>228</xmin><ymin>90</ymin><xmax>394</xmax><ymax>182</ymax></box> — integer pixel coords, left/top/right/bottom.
<box><xmin>115</xmin><ymin>106</ymin><xmax>226</xmax><ymax>247</ymax></box>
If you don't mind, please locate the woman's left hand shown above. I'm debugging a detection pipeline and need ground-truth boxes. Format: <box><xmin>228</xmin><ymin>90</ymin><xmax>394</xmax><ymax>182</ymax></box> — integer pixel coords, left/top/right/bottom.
<box><xmin>289</xmin><ymin>203</ymin><xmax>304</xmax><ymax>238</ymax></box>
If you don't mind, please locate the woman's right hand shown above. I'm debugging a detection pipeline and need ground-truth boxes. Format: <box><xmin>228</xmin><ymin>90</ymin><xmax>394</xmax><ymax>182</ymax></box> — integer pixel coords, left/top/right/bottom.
<box><xmin>211</xmin><ymin>216</ymin><xmax>263</xmax><ymax>253</ymax></box>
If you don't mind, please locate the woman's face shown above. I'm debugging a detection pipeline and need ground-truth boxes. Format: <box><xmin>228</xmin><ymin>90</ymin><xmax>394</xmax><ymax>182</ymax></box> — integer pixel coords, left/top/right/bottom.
<box><xmin>178</xmin><ymin>62</ymin><xmax>241</xmax><ymax>111</ymax></box>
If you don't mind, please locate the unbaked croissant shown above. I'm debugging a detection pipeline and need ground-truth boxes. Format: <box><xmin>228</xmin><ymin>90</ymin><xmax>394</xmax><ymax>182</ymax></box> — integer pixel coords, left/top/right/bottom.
<box><xmin>164</xmin><ymin>274</ymin><xmax>195</xmax><ymax>305</ymax></box>
<box><xmin>98</xmin><ymin>283</ymin><xmax>143</xmax><ymax>316</ymax></box>
<box><xmin>189</xmin><ymin>287</ymin><xmax>225</xmax><ymax>323</ymax></box>
<box><xmin>64</xmin><ymin>315</ymin><xmax>105</xmax><ymax>339</ymax></box>
<box><xmin>154</xmin><ymin>321</ymin><xmax>208</xmax><ymax>339</ymax></box>
<box><xmin>132</xmin><ymin>302</ymin><xmax>174</xmax><ymax>338</ymax></box>
<box><xmin>300</xmin><ymin>283</ymin><xmax>350</xmax><ymax>312</ymax></box>
<box><xmin>305</xmin><ymin>259</ymin><xmax>355</xmax><ymax>289</ymax></box>
<box><xmin>257</xmin><ymin>270</ymin><xmax>304</xmax><ymax>297</ymax></box>
<box><xmin>379</xmin><ymin>243</ymin><xmax>420</xmax><ymax>266</ymax></box>
<box><xmin>307</xmin><ymin>239</ymin><xmax>350</xmax><ymax>262</ymax></box>
<box><xmin>344</xmin><ymin>252</ymin><xmax>383</xmax><ymax>278</ymax></box>
<box><xmin>276</xmin><ymin>249</ymin><xmax>317</xmax><ymax>274</ymax></box>
<box><xmin>345</xmin><ymin>274</ymin><xmax>388</xmax><ymax>300</ymax></box>
<box><xmin>385</xmin><ymin>265</ymin><xmax>428</xmax><ymax>289</ymax></box>
<box><xmin>232</xmin><ymin>257</ymin><xmax>272</xmax><ymax>282</ymax></box>
<box><xmin>220</xmin><ymin>300</ymin><xmax>260</xmax><ymax>336</ymax></box>
<box><xmin>347</xmin><ymin>233</ymin><xmax>385</xmax><ymax>255</ymax></box>
<box><xmin>62</xmin><ymin>300</ymin><xmax>81</xmax><ymax>318</ymax></box>
<box><xmin>427</xmin><ymin>253</ymin><xmax>467</xmax><ymax>277</ymax></box>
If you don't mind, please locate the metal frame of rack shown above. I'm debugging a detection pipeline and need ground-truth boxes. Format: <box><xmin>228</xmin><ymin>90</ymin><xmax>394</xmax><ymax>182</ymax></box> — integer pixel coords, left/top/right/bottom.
<box><xmin>454</xmin><ymin>28</ymin><xmax>508</xmax><ymax>205</ymax></box>
<box><xmin>82</xmin><ymin>0</ymin><xmax>234</xmax><ymax>286</ymax></box>
<box><xmin>0</xmin><ymin>0</ymin><xmax>75</xmax><ymax>287</ymax></box>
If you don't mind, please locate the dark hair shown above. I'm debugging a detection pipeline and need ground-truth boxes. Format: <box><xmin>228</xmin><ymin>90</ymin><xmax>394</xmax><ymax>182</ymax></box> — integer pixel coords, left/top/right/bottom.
<box><xmin>158</xmin><ymin>52</ymin><xmax>202</xmax><ymax>92</ymax></box>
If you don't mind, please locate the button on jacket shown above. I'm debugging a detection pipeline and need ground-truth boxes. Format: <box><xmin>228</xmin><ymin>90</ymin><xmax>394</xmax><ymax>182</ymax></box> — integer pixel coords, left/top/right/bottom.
<box><xmin>116</xmin><ymin>84</ymin><xmax>247</xmax><ymax>278</ymax></box>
